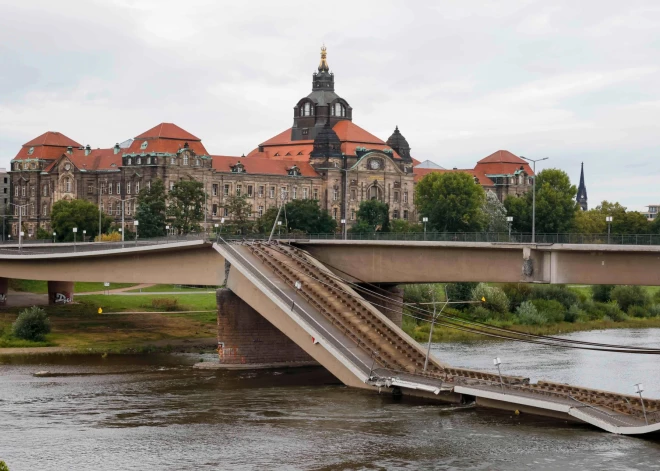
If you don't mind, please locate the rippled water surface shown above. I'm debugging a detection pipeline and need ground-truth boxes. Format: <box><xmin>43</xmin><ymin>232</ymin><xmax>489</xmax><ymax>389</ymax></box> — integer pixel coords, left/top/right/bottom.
<box><xmin>1</xmin><ymin>329</ymin><xmax>660</xmax><ymax>470</ymax></box>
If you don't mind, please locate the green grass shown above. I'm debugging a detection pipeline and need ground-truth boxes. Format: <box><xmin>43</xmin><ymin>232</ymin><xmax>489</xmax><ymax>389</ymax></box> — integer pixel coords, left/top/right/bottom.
<box><xmin>80</xmin><ymin>294</ymin><xmax>217</xmax><ymax>312</ymax></box>
<box><xmin>8</xmin><ymin>279</ymin><xmax>136</xmax><ymax>294</ymax></box>
<box><xmin>125</xmin><ymin>284</ymin><xmax>218</xmax><ymax>293</ymax></box>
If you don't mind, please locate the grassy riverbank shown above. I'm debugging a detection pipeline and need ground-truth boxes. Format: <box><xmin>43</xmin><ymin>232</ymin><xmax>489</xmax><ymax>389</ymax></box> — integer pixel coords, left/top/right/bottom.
<box><xmin>0</xmin><ymin>293</ymin><xmax>218</xmax><ymax>353</ymax></box>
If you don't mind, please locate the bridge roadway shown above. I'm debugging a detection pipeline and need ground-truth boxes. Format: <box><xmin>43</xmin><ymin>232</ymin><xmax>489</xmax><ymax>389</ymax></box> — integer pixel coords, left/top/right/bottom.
<box><xmin>1</xmin><ymin>239</ymin><xmax>660</xmax><ymax>434</ymax></box>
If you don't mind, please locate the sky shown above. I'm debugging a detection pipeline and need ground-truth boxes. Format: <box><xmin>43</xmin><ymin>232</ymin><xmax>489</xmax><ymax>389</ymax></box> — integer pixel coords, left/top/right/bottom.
<box><xmin>1</xmin><ymin>0</ymin><xmax>659</xmax><ymax>211</ymax></box>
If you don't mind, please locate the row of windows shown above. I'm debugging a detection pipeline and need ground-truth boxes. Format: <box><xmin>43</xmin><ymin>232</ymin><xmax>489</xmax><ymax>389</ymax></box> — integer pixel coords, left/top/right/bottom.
<box><xmin>299</xmin><ymin>102</ymin><xmax>346</xmax><ymax>117</ymax></box>
<box><xmin>330</xmin><ymin>207</ymin><xmax>409</xmax><ymax>221</ymax></box>
<box><xmin>211</xmin><ymin>183</ymin><xmax>319</xmax><ymax>200</ymax></box>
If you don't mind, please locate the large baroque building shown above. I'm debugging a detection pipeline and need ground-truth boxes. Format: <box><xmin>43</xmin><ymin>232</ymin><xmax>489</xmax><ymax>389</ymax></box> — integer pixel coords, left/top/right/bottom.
<box><xmin>8</xmin><ymin>47</ymin><xmax>533</xmax><ymax>237</ymax></box>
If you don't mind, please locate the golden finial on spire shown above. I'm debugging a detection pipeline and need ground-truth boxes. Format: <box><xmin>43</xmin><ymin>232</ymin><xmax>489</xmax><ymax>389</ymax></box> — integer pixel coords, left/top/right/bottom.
<box><xmin>318</xmin><ymin>44</ymin><xmax>329</xmax><ymax>72</ymax></box>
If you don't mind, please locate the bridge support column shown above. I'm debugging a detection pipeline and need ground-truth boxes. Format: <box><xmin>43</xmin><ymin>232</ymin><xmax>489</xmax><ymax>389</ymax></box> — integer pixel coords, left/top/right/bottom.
<box><xmin>216</xmin><ymin>288</ymin><xmax>314</xmax><ymax>368</ymax></box>
<box><xmin>47</xmin><ymin>281</ymin><xmax>74</xmax><ymax>305</ymax></box>
<box><xmin>358</xmin><ymin>283</ymin><xmax>403</xmax><ymax>327</ymax></box>
<box><xmin>0</xmin><ymin>277</ymin><xmax>8</xmax><ymax>306</ymax></box>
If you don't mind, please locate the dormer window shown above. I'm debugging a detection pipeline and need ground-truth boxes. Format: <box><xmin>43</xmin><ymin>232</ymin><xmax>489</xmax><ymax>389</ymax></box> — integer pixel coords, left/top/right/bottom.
<box><xmin>137</xmin><ymin>157</ymin><xmax>142</xmax><ymax>164</ymax></box>
<box><xmin>297</xmin><ymin>151</ymin><xmax>304</xmax><ymax>155</ymax></box>
<box><xmin>230</xmin><ymin>162</ymin><xmax>245</xmax><ymax>173</ymax></box>
<box><xmin>285</xmin><ymin>152</ymin><xmax>291</xmax><ymax>156</ymax></box>
<box><xmin>288</xmin><ymin>165</ymin><xmax>301</xmax><ymax>177</ymax></box>
<box><xmin>140</xmin><ymin>141</ymin><xmax>148</xmax><ymax>150</ymax></box>
<box><xmin>300</xmin><ymin>102</ymin><xmax>313</xmax><ymax>116</ymax></box>
<box><xmin>127</xmin><ymin>158</ymin><xmax>132</xmax><ymax>165</ymax></box>
<box><xmin>331</xmin><ymin>102</ymin><xmax>346</xmax><ymax>117</ymax></box>
<box><xmin>146</xmin><ymin>157</ymin><xmax>151</xmax><ymax>165</ymax></box>
<box><xmin>274</xmin><ymin>153</ymin><xmax>280</xmax><ymax>157</ymax></box>
<box><xmin>28</xmin><ymin>147</ymin><xmax>34</xmax><ymax>155</ymax></box>
<box><xmin>195</xmin><ymin>158</ymin><xmax>200</xmax><ymax>166</ymax></box>
<box><xmin>183</xmin><ymin>155</ymin><xmax>189</xmax><ymax>166</ymax></box>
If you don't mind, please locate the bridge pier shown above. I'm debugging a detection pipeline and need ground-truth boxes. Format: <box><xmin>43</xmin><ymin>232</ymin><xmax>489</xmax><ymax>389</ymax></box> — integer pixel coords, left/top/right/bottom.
<box><xmin>0</xmin><ymin>277</ymin><xmax>7</xmax><ymax>306</ymax></box>
<box><xmin>216</xmin><ymin>288</ymin><xmax>315</xmax><ymax>368</ymax></box>
<box><xmin>357</xmin><ymin>283</ymin><xmax>403</xmax><ymax>327</ymax></box>
<box><xmin>47</xmin><ymin>281</ymin><xmax>74</xmax><ymax>305</ymax></box>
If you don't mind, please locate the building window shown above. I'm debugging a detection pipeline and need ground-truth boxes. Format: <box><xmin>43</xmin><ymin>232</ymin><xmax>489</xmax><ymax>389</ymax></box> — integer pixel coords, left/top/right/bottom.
<box><xmin>108</xmin><ymin>182</ymin><xmax>113</xmax><ymax>195</ymax></box>
<box><xmin>258</xmin><ymin>205</ymin><xmax>264</xmax><ymax>217</ymax></box>
<box><xmin>116</xmin><ymin>182</ymin><xmax>121</xmax><ymax>194</ymax></box>
<box><xmin>292</xmin><ymin>187</ymin><xmax>297</xmax><ymax>199</ymax></box>
<box><xmin>351</xmin><ymin>209</ymin><xmax>355</xmax><ymax>220</ymax></box>
<box><xmin>126</xmin><ymin>201</ymin><xmax>131</xmax><ymax>215</ymax></box>
<box><xmin>333</xmin><ymin>189</ymin><xmax>338</xmax><ymax>201</ymax></box>
<box><xmin>22</xmin><ymin>186</ymin><xmax>26</xmax><ymax>197</ymax></box>
<box><xmin>88</xmin><ymin>185</ymin><xmax>94</xmax><ymax>195</ymax></box>
<box><xmin>303</xmin><ymin>187</ymin><xmax>309</xmax><ymax>199</ymax></box>
<box><xmin>65</xmin><ymin>180</ymin><xmax>71</xmax><ymax>193</ymax></box>
<box><xmin>212</xmin><ymin>184</ymin><xmax>218</xmax><ymax>196</ymax></box>
<box><xmin>224</xmin><ymin>184</ymin><xmax>230</xmax><ymax>196</ymax></box>
<box><xmin>140</xmin><ymin>141</ymin><xmax>148</xmax><ymax>150</ymax></box>
<box><xmin>333</xmin><ymin>207</ymin><xmax>338</xmax><ymax>219</ymax></box>
<box><xmin>403</xmin><ymin>210</ymin><xmax>409</xmax><ymax>220</ymax></box>
<box><xmin>212</xmin><ymin>204</ymin><xmax>218</xmax><ymax>216</ymax></box>
<box><xmin>170</xmin><ymin>157</ymin><xmax>176</xmax><ymax>165</ymax></box>
<box><xmin>135</xmin><ymin>181</ymin><xmax>140</xmax><ymax>194</ymax></box>
<box><xmin>403</xmin><ymin>192</ymin><xmax>408</xmax><ymax>203</ymax></box>
<box><xmin>127</xmin><ymin>158</ymin><xmax>132</xmax><ymax>166</ymax></box>
<box><xmin>170</xmin><ymin>181</ymin><xmax>175</xmax><ymax>191</ymax></box>
<box><xmin>394</xmin><ymin>191</ymin><xmax>399</xmax><ymax>203</ymax></box>
<box><xmin>183</xmin><ymin>155</ymin><xmax>189</xmax><ymax>166</ymax></box>
<box><xmin>393</xmin><ymin>210</ymin><xmax>399</xmax><ymax>219</ymax></box>
<box><xmin>258</xmin><ymin>185</ymin><xmax>264</xmax><ymax>197</ymax></box>
<box><xmin>223</xmin><ymin>207</ymin><xmax>228</xmax><ymax>217</ymax></box>
<box><xmin>313</xmin><ymin>188</ymin><xmax>319</xmax><ymax>200</ymax></box>
<box><xmin>14</xmin><ymin>186</ymin><xmax>18</xmax><ymax>197</ymax></box>
<box><xmin>351</xmin><ymin>189</ymin><xmax>356</xmax><ymax>201</ymax></box>
<box><xmin>269</xmin><ymin>186</ymin><xmax>275</xmax><ymax>198</ymax></box>
<box><xmin>147</xmin><ymin>180</ymin><xmax>151</xmax><ymax>190</ymax></box>
<box><xmin>301</xmin><ymin>102</ymin><xmax>312</xmax><ymax>116</ymax></box>
<box><xmin>331</xmin><ymin>102</ymin><xmax>346</xmax><ymax>117</ymax></box>
<box><xmin>126</xmin><ymin>182</ymin><xmax>131</xmax><ymax>195</ymax></box>
<box><xmin>195</xmin><ymin>158</ymin><xmax>200</xmax><ymax>166</ymax></box>
<box><xmin>147</xmin><ymin>157</ymin><xmax>151</xmax><ymax>165</ymax></box>
<box><xmin>280</xmin><ymin>187</ymin><xmax>287</xmax><ymax>200</ymax></box>
<box><xmin>136</xmin><ymin>157</ymin><xmax>141</xmax><ymax>165</ymax></box>
<box><xmin>30</xmin><ymin>186</ymin><xmax>35</xmax><ymax>197</ymax></box>
<box><xmin>236</xmin><ymin>185</ymin><xmax>242</xmax><ymax>196</ymax></box>
<box><xmin>247</xmin><ymin>185</ymin><xmax>253</xmax><ymax>197</ymax></box>
<box><xmin>42</xmin><ymin>205</ymin><xmax>47</xmax><ymax>217</ymax></box>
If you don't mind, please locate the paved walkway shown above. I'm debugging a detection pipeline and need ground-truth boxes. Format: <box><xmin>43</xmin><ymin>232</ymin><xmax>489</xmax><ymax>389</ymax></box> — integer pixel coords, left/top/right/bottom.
<box><xmin>76</xmin><ymin>283</ymin><xmax>156</xmax><ymax>295</ymax></box>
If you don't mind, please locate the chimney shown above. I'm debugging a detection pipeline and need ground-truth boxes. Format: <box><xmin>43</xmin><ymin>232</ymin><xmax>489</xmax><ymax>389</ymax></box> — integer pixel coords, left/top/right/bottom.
<box><xmin>85</xmin><ymin>144</ymin><xmax>91</xmax><ymax>156</ymax></box>
<box><xmin>66</xmin><ymin>146</ymin><xmax>72</xmax><ymax>154</ymax></box>
<box><xmin>114</xmin><ymin>143</ymin><xmax>120</xmax><ymax>155</ymax></box>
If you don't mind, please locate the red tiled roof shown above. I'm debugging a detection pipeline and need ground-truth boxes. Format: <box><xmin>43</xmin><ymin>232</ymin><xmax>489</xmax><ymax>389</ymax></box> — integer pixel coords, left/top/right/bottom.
<box><xmin>342</xmin><ymin>142</ymin><xmax>401</xmax><ymax>159</ymax></box>
<box><xmin>23</xmin><ymin>131</ymin><xmax>81</xmax><ymax>148</ymax></box>
<box><xmin>478</xmin><ymin>150</ymin><xmax>526</xmax><ymax>165</ymax></box>
<box><xmin>259</xmin><ymin>128</ymin><xmax>312</xmax><ymax>147</ymax></box>
<box><xmin>212</xmin><ymin>156</ymin><xmax>319</xmax><ymax>177</ymax></box>
<box><xmin>14</xmin><ymin>145</ymin><xmax>74</xmax><ymax>161</ymax></box>
<box><xmin>134</xmin><ymin>123</ymin><xmax>201</xmax><ymax>141</ymax></box>
<box><xmin>475</xmin><ymin>162</ymin><xmax>533</xmax><ymax>176</ymax></box>
<box><xmin>126</xmin><ymin>138</ymin><xmax>208</xmax><ymax>156</ymax></box>
<box><xmin>333</xmin><ymin>120</ymin><xmax>384</xmax><ymax>144</ymax></box>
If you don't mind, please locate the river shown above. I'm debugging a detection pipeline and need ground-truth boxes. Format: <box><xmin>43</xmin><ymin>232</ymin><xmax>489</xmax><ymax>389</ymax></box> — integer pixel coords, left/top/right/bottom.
<box><xmin>1</xmin><ymin>329</ymin><xmax>659</xmax><ymax>470</ymax></box>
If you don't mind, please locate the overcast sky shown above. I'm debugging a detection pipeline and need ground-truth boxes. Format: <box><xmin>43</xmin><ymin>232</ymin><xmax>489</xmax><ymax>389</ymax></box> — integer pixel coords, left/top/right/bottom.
<box><xmin>1</xmin><ymin>0</ymin><xmax>659</xmax><ymax>211</ymax></box>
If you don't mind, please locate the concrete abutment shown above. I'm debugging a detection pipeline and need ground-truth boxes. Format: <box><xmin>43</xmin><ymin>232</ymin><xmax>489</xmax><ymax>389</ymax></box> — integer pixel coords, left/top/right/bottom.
<box><xmin>216</xmin><ymin>288</ymin><xmax>315</xmax><ymax>368</ymax></box>
<box><xmin>47</xmin><ymin>281</ymin><xmax>74</xmax><ymax>305</ymax></box>
<box><xmin>0</xmin><ymin>277</ymin><xmax>7</xmax><ymax>305</ymax></box>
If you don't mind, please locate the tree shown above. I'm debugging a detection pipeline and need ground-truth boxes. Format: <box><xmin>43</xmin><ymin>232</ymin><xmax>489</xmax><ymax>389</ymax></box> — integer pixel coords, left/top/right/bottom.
<box><xmin>256</xmin><ymin>199</ymin><xmax>336</xmax><ymax>235</ymax></box>
<box><xmin>415</xmin><ymin>172</ymin><xmax>485</xmax><ymax>232</ymax></box>
<box><xmin>135</xmin><ymin>179</ymin><xmax>167</xmax><ymax>238</ymax></box>
<box><xmin>222</xmin><ymin>195</ymin><xmax>254</xmax><ymax>235</ymax></box>
<box><xmin>575</xmin><ymin>201</ymin><xmax>650</xmax><ymax>234</ymax></box>
<box><xmin>651</xmin><ymin>216</ymin><xmax>660</xmax><ymax>234</ymax></box>
<box><xmin>505</xmin><ymin>168</ymin><xmax>577</xmax><ymax>233</ymax></box>
<box><xmin>390</xmin><ymin>219</ymin><xmax>423</xmax><ymax>233</ymax></box>
<box><xmin>167</xmin><ymin>180</ymin><xmax>206</xmax><ymax>234</ymax></box>
<box><xmin>573</xmin><ymin>209</ymin><xmax>607</xmax><ymax>234</ymax></box>
<box><xmin>51</xmin><ymin>199</ymin><xmax>113</xmax><ymax>242</ymax></box>
<box><xmin>482</xmin><ymin>190</ymin><xmax>508</xmax><ymax>232</ymax></box>
<box><xmin>355</xmin><ymin>200</ymin><xmax>390</xmax><ymax>232</ymax></box>
<box><xmin>36</xmin><ymin>227</ymin><xmax>51</xmax><ymax>240</ymax></box>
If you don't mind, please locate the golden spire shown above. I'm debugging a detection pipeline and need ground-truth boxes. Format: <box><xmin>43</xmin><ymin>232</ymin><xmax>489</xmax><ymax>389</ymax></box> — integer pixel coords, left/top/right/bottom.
<box><xmin>318</xmin><ymin>44</ymin><xmax>329</xmax><ymax>72</ymax></box>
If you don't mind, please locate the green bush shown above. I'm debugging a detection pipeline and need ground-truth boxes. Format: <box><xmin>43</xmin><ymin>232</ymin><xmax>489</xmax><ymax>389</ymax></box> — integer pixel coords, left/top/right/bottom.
<box><xmin>0</xmin><ymin>459</ymin><xmax>9</xmax><ymax>471</ymax></box>
<box><xmin>648</xmin><ymin>304</ymin><xmax>660</xmax><ymax>317</ymax></box>
<box><xmin>502</xmin><ymin>283</ymin><xmax>533</xmax><ymax>311</ymax></box>
<box><xmin>150</xmin><ymin>298</ymin><xmax>179</xmax><ymax>311</ymax></box>
<box><xmin>627</xmin><ymin>305</ymin><xmax>650</xmax><ymax>318</ymax></box>
<box><xmin>602</xmin><ymin>301</ymin><xmax>626</xmax><ymax>322</ymax></box>
<box><xmin>654</xmin><ymin>290</ymin><xmax>660</xmax><ymax>304</ymax></box>
<box><xmin>471</xmin><ymin>283</ymin><xmax>509</xmax><ymax>314</ymax></box>
<box><xmin>445</xmin><ymin>282</ymin><xmax>478</xmax><ymax>310</ymax></box>
<box><xmin>581</xmin><ymin>299</ymin><xmax>606</xmax><ymax>320</ymax></box>
<box><xmin>12</xmin><ymin>306</ymin><xmax>51</xmax><ymax>341</ymax></box>
<box><xmin>591</xmin><ymin>285</ymin><xmax>614</xmax><ymax>303</ymax></box>
<box><xmin>531</xmin><ymin>299</ymin><xmax>565</xmax><ymax>324</ymax></box>
<box><xmin>468</xmin><ymin>305</ymin><xmax>492</xmax><ymax>322</ymax></box>
<box><xmin>565</xmin><ymin>304</ymin><xmax>587</xmax><ymax>323</ymax></box>
<box><xmin>610</xmin><ymin>285</ymin><xmax>651</xmax><ymax>312</ymax></box>
<box><xmin>530</xmin><ymin>285</ymin><xmax>578</xmax><ymax>309</ymax></box>
<box><xmin>516</xmin><ymin>301</ymin><xmax>547</xmax><ymax>325</ymax></box>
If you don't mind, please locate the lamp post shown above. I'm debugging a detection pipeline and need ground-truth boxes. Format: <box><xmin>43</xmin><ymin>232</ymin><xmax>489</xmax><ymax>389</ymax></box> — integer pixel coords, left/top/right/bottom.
<box><xmin>635</xmin><ymin>383</ymin><xmax>648</xmax><ymax>425</ymax></box>
<box><xmin>8</xmin><ymin>202</ymin><xmax>33</xmax><ymax>252</ymax></box>
<box><xmin>82</xmin><ymin>229</ymin><xmax>86</xmax><ymax>243</ymax></box>
<box><xmin>108</xmin><ymin>195</ymin><xmax>137</xmax><ymax>243</ymax></box>
<box><xmin>277</xmin><ymin>220</ymin><xmax>282</xmax><ymax>238</ymax></box>
<box><xmin>53</xmin><ymin>232</ymin><xmax>56</xmax><ymax>244</ymax></box>
<box><xmin>422</xmin><ymin>217</ymin><xmax>428</xmax><ymax>241</ymax></box>
<box><xmin>520</xmin><ymin>156</ymin><xmax>549</xmax><ymax>243</ymax></box>
<box><xmin>165</xmin><ymin>225</ymin><xmax>170</xmax><ymax>241</ymax></box>
<box><xmin>506</xmin><ymin>216</ymin><xmax>513</xmax><ymax>241</ymax></box>
<box><xmin>73</xmin><ymin>227</ymin><xmax>78</xmax><ymax>252</ymax></box>
<box><xmin>606</xmin><ymin>216</ymin><xmax>613</xmax><ymax>244</ymax></box>
<box><xmin>493</xmin><ymin>357</ymin><xmax>505</xmax><ymax>393</ymax></box>
<box><xmin>340</xmin><ymin>219</ymin><xmax>346</xmax><ymax>240</ymax></box>
<box><xmin>133</xmin><ymin>220</ymin><xmax>139</xmax><ymax>246</ymax></box>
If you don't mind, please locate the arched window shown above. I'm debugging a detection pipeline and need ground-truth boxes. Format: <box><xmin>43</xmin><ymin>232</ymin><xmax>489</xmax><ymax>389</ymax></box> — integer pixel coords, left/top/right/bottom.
<box><xmin>183</xmin><ymin>155</ymin><xmax>189</xmax><ymax>166</ymax></box>
<box><xmin>301</xmin><ymin>102</ymin><xmax>312</xmax><ymax>116</ymax></box>
<box><xmin>195</xmin><ymin>158</ymin><xmax>200</xmax><ymax>166</ymax></box>
<box><xmin>170</xmin><ymin>157</ymin><xmax>176</xmax><ymax>165</ymax></box>
<box><xmin>369</xmin><ymin>185</ymin><xmax>381</xmax><ymax>201</ymax></box>
<box><xmin>332</xmin><ymin>102</ymin><xmax>345</xmax><ymax>117</ymax></box>
<box><xmin>136</xmin><ymin>157</ymin><xmax>141</xmax><ymax>165</ymax></box>
<box><xmin>146</xmin><ymin>157</ymin><xmax>151</xmax><ymax>165</ymax></box>
<box><xmin>127</xmin><ymin>158</ymin><xmax>132</xmax><ymax>165</ymax></box>
<box><xmin>64</xmin><ymin>178</ymin><xmax>71</xmax><ymax>193</ymax></box>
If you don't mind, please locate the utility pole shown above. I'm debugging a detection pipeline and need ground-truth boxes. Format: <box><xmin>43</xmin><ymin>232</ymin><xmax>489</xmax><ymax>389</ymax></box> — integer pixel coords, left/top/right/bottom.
<box><xmin>520</xmin><ymin>156</ymin><xmax>549</xmax><ymax>244</ymax></box>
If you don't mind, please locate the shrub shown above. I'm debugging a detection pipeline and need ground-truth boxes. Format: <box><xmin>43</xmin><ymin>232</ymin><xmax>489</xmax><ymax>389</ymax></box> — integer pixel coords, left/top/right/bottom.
<box><xmin>471</xmin><ymin>283</ymin><xmax>509</xmax><ymax>314</ymax></box>
<box><xmin>627</xmin><ymin>305</ymin><xmax>650</xmax><ymax>318</ymax></box>
<box><xmin>565</xmin><ymin>304</ymin><xmax>587</xmax><ymax>323</ymax></box>
<box><xmin>530</xmin><ymin>285</ymin><xmax>578</xmax><ymax>309</ymax></box>
<box><xmin>580</xmin><ymin>299</ymin><xmax>605</xmax><ymax>320</ymax></box>
<box><xmin>502</xmin><ymin>283</ymin><xmax>533</xmax><ymax>311</ymax></box>
<box><xmin>592</xmin><ymin>285</ymin><xmax>614</xmax><ymax>303</ymax></box>
<box><xmin>610</xmin><ymin>285</ymin><xmax>651</xmax><ymax>312</ymax></box>
<box><xmin>468</xmin><ymin>305</ymin><xmax>492</xmax><ymax>322</ymax></box>
<box><xmin>531</xmin><ymin>299</ymin><xmax>565</xmax><ymax>324</ymax></box>
<box><xmin>602</xmin><ymin>301</ymin><xmax>626</xmax><ymax>322</ymax></box>
<box><xmin>95</xmin><ymin>231</ymin><xmax>122</xmax><ymax>242</ymax></box>
<box><xmin>648</xmin><ymin>304</ymin><xmax>660</xmax><ymax>317</ymax></box>
<box><xmin>0</xmin><ymin>460</ymin><xmax>9</xmax><ymax>471</ymax></box>
<box><xmin>445</xmin><ymin>282</ymin><xmax>478</xmax><ymax>310</ymax></box>
<box><xmin>12</xmin><ymin>306</ymin><xmax>51</xmax><ymax>341</ymax></box>
<box><xmin>653</xmin><ymin>290</ymin><xmax>660</xmax><ymax>304</ymax></box>
<box><xmin>516</xmin><ymin>301</ymin><xmax>547</xmax><ymax>325</ymax></box>
<box><xmin>151</xmin><ymin>298</ymin><xmax>179</xmax><ymax>311</ymax></box>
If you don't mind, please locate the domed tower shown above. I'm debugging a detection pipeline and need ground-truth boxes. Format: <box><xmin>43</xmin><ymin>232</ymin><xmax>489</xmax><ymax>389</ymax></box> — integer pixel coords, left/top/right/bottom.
<box><xmin>291</xmin><ymin>46</ymin><xmax>352</xmax><ymax>141</ymax></box>
<box><xmin>310</xmin><ymin>121</ymin><xmax>342</xmax><ymax>168</ymax></box>
<box><xmin>386</xmin><ymin>126</ymin><xmax>412</xmax><ymax>162</ymax></box>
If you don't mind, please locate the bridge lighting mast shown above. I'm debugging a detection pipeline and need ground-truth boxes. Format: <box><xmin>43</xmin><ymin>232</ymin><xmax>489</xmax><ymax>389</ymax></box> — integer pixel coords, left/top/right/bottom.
<box><xmin>520</xmin><ymin>156</ymin><xmax>548</xmax><ymax>244</ymax></box>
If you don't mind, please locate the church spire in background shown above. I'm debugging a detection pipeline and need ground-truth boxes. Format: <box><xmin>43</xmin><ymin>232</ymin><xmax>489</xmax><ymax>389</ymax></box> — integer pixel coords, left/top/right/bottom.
<box><xmin>576</xmin><ymin>162</ymin><xmax>588</xmax><ymax>211</ymax></box>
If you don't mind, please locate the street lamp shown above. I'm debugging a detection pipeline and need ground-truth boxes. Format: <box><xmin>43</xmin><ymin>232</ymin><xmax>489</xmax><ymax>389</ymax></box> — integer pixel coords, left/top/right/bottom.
<box><xmin>53</xmin><ymin>232</ymin><xmax>56</xmax><ymax>244</ymax></box>
<box><xmin>422</xmin><ymin>217</ymin><xmax>428</xmax><ymax>240</ymax></box>
<box><xmin>82</xmin><ymin>229</ymin><xmax>86</xmax><ymax>243</ymax></box>
<box><xmin>606</xmin><ymin>216</ymin><xmax>613</xmax><ymax>244</ymax></box>
<box><xmin>8</xmin><ymin>202</ymin><xmax>33</xmax><ymax>252</ymax></box>
<box><xmin>520</xmin><ymin>156</ymin><xmax>549</xmax><ymax>244</ymax></box>
<box><xmin>340</xmin><ymin>219</ymin><xmax>346</xmax><ymax>240</ymax></box>
<box><xmin>133</xmin><ymin>220</ymin><xmax>139</xmax><ymax>246</ymax></box>
<box><xmin>277</xmin><ymin>220</ymin><xmax>282</xmax><ymax>238</ymax></box>
<box><xmin>73</xmin><ymin>227</ymin><xmax>78</xmax><ymax>252</ymax></box>
<box><xmin>506</xmin><ymin>216</ymin><xmax>514</xmax><ymax>241</ymax></box>
<box><xmin>635</xmin><ymin>383</ymin><xmax>648</xmax><ymax>425</ymax></box>
<box><xmin>108</xmin><ymin>195</ymin><xmax>137</xmax><ymax>243</ymax></box>
<box><xmin>493</xmin><ymin>357</ymin><xmax>505</xmax><ymax>393</ymax></box>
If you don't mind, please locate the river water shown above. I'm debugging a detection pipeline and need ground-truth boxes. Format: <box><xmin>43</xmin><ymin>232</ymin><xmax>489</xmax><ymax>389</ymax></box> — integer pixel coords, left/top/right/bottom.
<box><xmin>1</xmin><ymin>329</ymin><xmax>660</xmax><ymax>470</ymax></box>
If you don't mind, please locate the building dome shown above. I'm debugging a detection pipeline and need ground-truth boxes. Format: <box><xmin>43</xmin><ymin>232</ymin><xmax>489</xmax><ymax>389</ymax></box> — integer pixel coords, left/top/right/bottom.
<box><xmin>386</xmin><ymin>126</ymin><xmax>411</xmax><ymax>161</ymax></box>
<box><xmin>310</xmin><ymin>121</ymin><xmax>342</xmax><ymax>159</ymax></box>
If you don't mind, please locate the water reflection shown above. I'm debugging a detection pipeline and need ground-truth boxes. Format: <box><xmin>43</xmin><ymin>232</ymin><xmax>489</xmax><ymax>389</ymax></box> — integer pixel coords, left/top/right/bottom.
<box><xmin>1</xmin><ymin>330</ymin><xmax>660</xmax><ymax>470</ymax></box>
